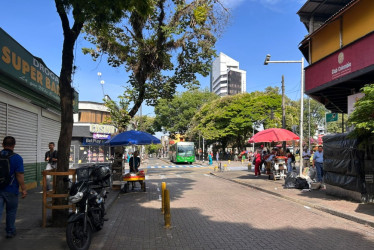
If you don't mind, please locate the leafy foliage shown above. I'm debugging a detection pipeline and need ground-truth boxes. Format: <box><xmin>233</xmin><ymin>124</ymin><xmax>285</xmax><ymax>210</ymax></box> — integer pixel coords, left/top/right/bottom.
<box><xmin>154</xmin><ymin>89</ymin><xmax>219</xmax><ymax>137</ymax></box>
<box><xmin>130</xmin><ymin>115</ymin><xmax>156</xmax><ymax>134</ymax></box>
<box><xmin>83</xmin><ymin>0</ymin><xmax>228</xmax><ymax>127</ymax></box>
<box><xmin>190</xmin><ymin>89</ymin><xmax>283</xmax><ymax>150</ymax></box>
<box><xmin>348</xmin><ymin>84</ymin><xmax>374</xmax><ymax>136</ymax></box>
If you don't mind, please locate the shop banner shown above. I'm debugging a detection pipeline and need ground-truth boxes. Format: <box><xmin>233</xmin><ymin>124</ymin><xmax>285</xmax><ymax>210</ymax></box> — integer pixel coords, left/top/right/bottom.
<box><xmin>0</xmin><ymin>28</ymin><xmax>60</xmax><ymax>103</ymax></box>
<box><xmin>305</xmin><ymin>32</ymin><xmax>374</xmax><ymax>92</ymax></box>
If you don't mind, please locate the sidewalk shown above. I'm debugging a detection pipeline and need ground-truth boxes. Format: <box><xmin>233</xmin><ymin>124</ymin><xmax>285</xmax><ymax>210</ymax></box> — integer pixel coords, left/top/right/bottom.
<box><xmin>0</xmin><ymin>185</ymin><xmax>120</xmax><ymax>249</ymax></box>
<box><xmin>211</xmin><ymin>167</ymin><xmax>374</xmax><ymax>228</ymax></box>
<box><xmin>2</xmin><ymin>160</ymin><xmax>374</xmax><ymax>248</ymax></box>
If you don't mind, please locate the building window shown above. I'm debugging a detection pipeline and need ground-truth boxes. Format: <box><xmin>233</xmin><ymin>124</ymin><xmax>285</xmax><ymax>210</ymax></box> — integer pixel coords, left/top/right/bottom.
<box><xmin>78</xmin><ymin>111</ymin><xmax>110</xmax><ymax>123</ymax></box>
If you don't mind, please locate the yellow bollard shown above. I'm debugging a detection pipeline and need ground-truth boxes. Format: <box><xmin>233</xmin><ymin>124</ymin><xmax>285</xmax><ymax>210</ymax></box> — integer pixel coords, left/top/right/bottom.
<box><xmin>164</xmin><ymin>189</ymin><xmax>171</xmax><ymax>228</ymax></box>
<box><xmin>228</xmin><ymin>160</ymin><xmax>231</xmax><ymax>165</ymax></box>
<box><xmin>161</xmin><ymin>182</ymin><xmax>166</xmax><ymax>214</ymax></box>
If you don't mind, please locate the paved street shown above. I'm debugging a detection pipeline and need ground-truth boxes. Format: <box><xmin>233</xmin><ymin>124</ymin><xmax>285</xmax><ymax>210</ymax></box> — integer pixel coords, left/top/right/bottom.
<box><xmin>90</xmin><ymin>158</ymin><xmax>374</xmax><ymax>249</ymax></box>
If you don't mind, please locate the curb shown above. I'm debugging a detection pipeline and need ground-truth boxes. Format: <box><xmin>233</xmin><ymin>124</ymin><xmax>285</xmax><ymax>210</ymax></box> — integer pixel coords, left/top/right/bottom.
<box><xmin>210</xmin><ymin>172</ymin><xmax>374</xmax><ymax>229</ymax></box>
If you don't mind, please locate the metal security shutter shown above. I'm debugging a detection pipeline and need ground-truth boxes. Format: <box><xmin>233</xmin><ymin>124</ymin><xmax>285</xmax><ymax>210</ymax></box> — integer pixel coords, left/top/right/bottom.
<box><xmin>41</xmin><ymin>117</ymin><xmax>61</xmax><ymax>154</ymax></box>
<box><xmin>0</xmin><ymin>102</ymin><xmax>6</xmax><ymax>140</ymax></box>
<box><xmin>7</xmin><ymin>105</ymin><xmax>38</xmax><ymax>164</ymax></box>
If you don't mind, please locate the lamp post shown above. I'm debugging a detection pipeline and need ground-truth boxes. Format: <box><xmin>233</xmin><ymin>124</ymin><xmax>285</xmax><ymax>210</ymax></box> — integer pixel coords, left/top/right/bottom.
<box><xmin>264</xmin><ymin>54</ymin><xmax>305</xmax><ymax>176</ymax></box>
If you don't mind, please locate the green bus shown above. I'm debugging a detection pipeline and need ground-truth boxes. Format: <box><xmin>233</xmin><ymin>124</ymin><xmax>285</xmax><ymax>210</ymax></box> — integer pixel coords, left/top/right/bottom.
<box><xmin>169</xmin><ymin>142</ymin><xmax>195</xmax><ymax>164</ymax></box>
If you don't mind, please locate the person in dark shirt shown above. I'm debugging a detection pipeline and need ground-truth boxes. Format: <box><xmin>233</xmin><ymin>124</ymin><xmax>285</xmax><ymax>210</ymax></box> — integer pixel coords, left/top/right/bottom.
<box><xmin>129</xmin><ymin>151</ymin><xmax>141</xmax><ymax>173</ymax></box>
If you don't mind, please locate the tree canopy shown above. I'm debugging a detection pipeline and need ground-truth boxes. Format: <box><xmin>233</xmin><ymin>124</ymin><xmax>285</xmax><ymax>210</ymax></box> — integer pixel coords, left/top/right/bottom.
<box><xmin>154</xmin><ymin>89</ymin><xmax>218</xmax><ymax>137</ymax></box>
<box><xmin>189</xmin><ymin>89</ymin><xmax>284</xmax><ymax>150</ymax></box>
<box><xmin>82</xmin><ymin>0</ymin><xmax>228</xmax><ymax>130</ymax></box>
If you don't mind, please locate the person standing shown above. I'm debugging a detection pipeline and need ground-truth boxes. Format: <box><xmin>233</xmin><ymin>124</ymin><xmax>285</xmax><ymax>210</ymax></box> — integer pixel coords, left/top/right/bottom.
<box><xmin>129</xmin><ymin>151</ymin><xmax>141</xmax><ymax>173</ymax></box>
<box><xmin>45</xmin><ymin>142</ymin><xmax>58</xmax><ymax>169</ymax></box>
<box><xmin>302</xmin><ymin>147</ymin><xmax>311</xmax><ymax>168</ymax></box>
<box><xmin>313</xmin><ymin>145</ymin><xmax>324</xmax><ymax>182</ymax></box>
<box><xmin>208</xmin><ymin>152</ymin><xmax>213</xmax><ymax>165</ymax></box>
<box><xmin>45</xmin><ymin>142</ymin><xmax>57</xmax><ymax>191</ymax></box>
<box><xmin>0</xmin><ymin>136</ymin><xmax>27</xmax><ymax>238</ymax></box>
<box><xmin>216</xmin><ymin>151</ymin><xmax>219</xmax><ymax>162</ymax></box>
<box><xmin>286</xmin><ymin>149</ymin><xmax>293</xmax><ymax>173</ymax></box>
<box><xmin>254</xmin><ymin>149</ymin><xmax>262</xmax><ymax>177</ymax></box>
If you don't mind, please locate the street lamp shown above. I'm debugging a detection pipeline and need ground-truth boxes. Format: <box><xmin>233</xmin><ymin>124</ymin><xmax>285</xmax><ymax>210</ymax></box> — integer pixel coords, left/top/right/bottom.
<box><xmin>264</xmin><ymin>54</ymin><xmax>305</xmax><ymax>176</ymax></box>
<box><xmin>97</xmin><ymin>72</ymin><xmax>105</xmax><ymax>97</ymax></box>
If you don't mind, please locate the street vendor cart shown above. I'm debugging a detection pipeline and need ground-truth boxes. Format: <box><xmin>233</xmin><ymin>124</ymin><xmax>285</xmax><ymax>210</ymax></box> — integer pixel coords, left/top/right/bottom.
<box><xmin>105</xmin><ymin>130</ymin><xmax>161</xmax><ymax>193</ymax></box>
<box><xmin>269</xmin><ymin>156</ymin><xmax>287</xmax><ymax>181</ymax></box>
<box><xmin>123</xmin><ymin>170</ymin><xmax>146</xmax><ymax>192</ymax></box>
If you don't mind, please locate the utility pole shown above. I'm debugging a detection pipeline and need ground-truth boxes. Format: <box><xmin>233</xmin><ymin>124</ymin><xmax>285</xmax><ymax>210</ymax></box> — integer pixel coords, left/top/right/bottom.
<box><xmin>308</xmin><ymin>97</ymin><xmax>311</xmax><ymax>150</ymax></box>
<box><xmin>282</xmin><ymin>75</ymin><xmax>286</xmax><ymax>151</ymax></box>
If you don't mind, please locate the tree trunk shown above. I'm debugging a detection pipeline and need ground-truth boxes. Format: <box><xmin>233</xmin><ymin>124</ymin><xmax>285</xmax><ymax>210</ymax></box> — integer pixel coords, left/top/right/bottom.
<box><xmin>53</xmin><ymin>1</ymin><xmax>83</xmax><ymax>226</ymax></box>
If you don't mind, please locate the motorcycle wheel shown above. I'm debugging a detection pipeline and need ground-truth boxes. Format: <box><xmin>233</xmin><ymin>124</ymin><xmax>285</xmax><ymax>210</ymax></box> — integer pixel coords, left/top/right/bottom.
<box><xmin>66</xmin><ymin>219</ymin><xmax>92</xmax><ymax>250</ymax></box>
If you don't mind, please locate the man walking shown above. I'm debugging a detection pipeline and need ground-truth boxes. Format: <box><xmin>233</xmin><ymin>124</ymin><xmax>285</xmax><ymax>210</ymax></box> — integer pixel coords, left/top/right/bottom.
<box><xmin>313</xmin><ymin>145</ymin><xmax>324</xmax><ymax>182</ymax></box>
<box><xmin>0</xmin><ymin>136</ymin><xmax>27</xmax><ymax>238</ymax></box>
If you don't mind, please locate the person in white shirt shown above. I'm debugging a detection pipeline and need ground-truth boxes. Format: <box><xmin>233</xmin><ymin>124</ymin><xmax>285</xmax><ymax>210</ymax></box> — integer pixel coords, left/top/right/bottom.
<box><xmin>302</xmin><ymin>147</ymin><xmax>311</xmax><ymax>168</ymax></box>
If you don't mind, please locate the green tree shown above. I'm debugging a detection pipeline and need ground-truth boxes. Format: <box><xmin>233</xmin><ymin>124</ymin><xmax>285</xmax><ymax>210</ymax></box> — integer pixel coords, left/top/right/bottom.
<box><xmin>129</xmin><ymin>115</ymin><xmax>156</xmax><ymax>134</ymax></box>
<box><xmin>191</xmin><ymin>90</ymin><xmax>283</xmax><ymax>150</ymax></box>
<box><xmin>83</xmin><ymin>0</ymin><xmax>228</xmax><ymax>131</ymax></box>
<box><xmin>53</xmin><ymin>0</ymin><xmax>152</xmax><ymax>226</ymax></box>
<box><xmin>348</xmin><ymin>84</ymin><xmax>374</xmax><ymax>136</ymax></box>
<box><xmin>154</xmin><ymin>89</ymin><xmax>218</xmax><ymax>137</ymax></box>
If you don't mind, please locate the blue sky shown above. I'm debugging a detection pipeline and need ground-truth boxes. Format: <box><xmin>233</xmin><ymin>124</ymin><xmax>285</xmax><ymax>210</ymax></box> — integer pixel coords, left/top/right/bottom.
<box><xmin>1</xmin><ymin>0</ymin><xmax>307</xmax><ymax>116</ymax></box>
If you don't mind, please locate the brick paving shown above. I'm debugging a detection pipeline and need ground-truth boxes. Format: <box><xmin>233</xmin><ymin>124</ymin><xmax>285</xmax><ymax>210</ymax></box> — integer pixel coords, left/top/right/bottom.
<box><xmin>2</xmin><ymin>157</ymin><xmax>374</xmax><ymax>249</ymax></box>
<box><xmin>92</xmin><ymin>168</ymin><xmax>374</xmax><ymax>249</ymax></box>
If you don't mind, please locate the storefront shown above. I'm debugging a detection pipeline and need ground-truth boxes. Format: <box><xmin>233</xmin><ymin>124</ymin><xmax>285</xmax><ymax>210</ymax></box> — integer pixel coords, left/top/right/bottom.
<box><xmin>0</xmin><ymin>28</ymin><xmax>78</xmax><ymax>188</ymax></box>
<box><xmin>72</xmin><ymin>103</ymin><xmax>116</xmax><ymax>167</ymax></box>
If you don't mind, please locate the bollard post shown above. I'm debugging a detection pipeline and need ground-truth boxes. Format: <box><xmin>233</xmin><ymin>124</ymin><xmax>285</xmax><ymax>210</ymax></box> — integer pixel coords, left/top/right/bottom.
<box><xmin>164</xmin><ymin>189</ymin><xmax>171</xmax><ymax>228</ymax></box>
<box><xmin>228</xmin><ymin>160</ymin><xmax>231</xmax><ymax>165</ymax></box>
<box><xmin>161</xmin><ymin>182</ymin><xmax>166</xmax><ymax>214</ymax></box>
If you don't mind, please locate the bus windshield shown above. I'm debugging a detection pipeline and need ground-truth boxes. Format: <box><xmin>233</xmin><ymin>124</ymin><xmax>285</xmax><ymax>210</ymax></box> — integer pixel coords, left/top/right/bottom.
<box><xmin>177</xmin><ymin>145</ymin><xmax>194</xmax><ymax>156</ymax></box>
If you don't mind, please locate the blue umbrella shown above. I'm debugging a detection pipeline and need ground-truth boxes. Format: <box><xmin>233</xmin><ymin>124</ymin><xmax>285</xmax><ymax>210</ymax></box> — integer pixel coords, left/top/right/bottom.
<box><xmin>105</xmin><ymin>130</ymin><xmax>161</xmax><ymax>146</ymax></box>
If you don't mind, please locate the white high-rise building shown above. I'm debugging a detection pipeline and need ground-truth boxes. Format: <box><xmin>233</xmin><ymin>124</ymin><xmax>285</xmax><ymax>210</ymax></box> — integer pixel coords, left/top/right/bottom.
<box><xmin>210</xmin><ymin>52</ymin><xmax>246</xmax><ymax>97</ymax></box>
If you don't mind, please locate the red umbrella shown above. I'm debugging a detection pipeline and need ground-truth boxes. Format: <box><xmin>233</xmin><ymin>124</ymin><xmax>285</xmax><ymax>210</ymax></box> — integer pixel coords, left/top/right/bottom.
<box><xmin>248</xmin><ymin>128</ymin><xmax>299</xmax><ymax>143</ymax></box>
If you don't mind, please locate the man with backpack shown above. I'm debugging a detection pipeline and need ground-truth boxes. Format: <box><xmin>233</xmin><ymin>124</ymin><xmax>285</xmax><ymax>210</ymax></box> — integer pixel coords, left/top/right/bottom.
<box><xmin>0</xmin><ymin>136</ymin><xmax>27</xmax><ymax>238</ymax></box>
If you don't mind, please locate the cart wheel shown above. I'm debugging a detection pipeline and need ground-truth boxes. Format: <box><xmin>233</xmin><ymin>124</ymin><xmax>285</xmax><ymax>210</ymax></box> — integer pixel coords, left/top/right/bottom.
<box><xmin>142</xmin><ymin>182</ymin><xmax>146</xmax><ymax>192</ymax></box>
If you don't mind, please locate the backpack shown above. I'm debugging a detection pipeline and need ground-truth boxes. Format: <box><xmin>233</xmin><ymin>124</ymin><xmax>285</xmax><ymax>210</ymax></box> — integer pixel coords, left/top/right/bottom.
<box><xmin>0</xmin><ymin>152</ymin><xmax>16</xmax><ymax>189</ymax></box>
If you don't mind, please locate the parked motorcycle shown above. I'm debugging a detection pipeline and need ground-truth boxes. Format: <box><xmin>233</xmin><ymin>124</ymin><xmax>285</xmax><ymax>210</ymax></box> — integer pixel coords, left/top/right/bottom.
<box><xmin>66</xmin><ymin>165</ymin><xmax>111</xmax><ymax>250</ymax></box>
